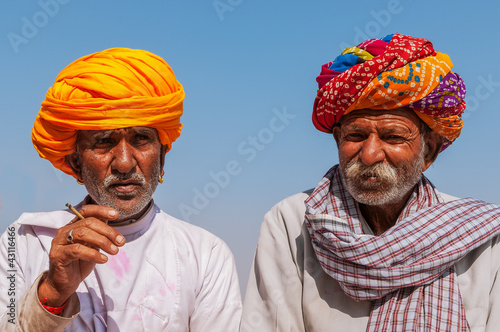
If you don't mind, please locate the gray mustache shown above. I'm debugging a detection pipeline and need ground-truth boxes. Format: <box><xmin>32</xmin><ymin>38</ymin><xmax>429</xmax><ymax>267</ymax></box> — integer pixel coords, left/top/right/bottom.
<box><xmin>103</xmin><ymin>173</ymin><xmax>146</xmax><ymax>188</ymax></box>
<box><xmin>345</xmin><ymin>160</ymin><xmax>398</xmax><ymax>183</ymax></box>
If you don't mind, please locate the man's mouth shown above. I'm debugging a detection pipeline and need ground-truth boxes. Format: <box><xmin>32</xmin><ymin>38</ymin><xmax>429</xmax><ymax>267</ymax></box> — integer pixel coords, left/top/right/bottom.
<box><xmin>109</xmin><ymin>180</ymin><xmax>142</xmax><ymax>194</ymax></box>
<box><xmin>360</xmin><ymin>173</ymin><xmax>381</xmax><ymax>183</ymax></box>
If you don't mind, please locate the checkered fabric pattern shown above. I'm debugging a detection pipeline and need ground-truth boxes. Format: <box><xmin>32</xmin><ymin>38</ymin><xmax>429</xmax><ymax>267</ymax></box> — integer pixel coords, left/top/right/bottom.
<box><xmin>305</xmin><ymin>165</ymin><xmax>500</xmax><ymax>331</ymax></box>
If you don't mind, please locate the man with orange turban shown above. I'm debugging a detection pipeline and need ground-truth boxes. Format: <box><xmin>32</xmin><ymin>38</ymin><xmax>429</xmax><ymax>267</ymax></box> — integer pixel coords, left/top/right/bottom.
<box><xmin>241</xmin><ymin>33</ymin><xmax>500</xmax><ymax>331</ymax></box>
<box><xmin>0</xmin><ymin>48</ymin><xmax>241</xmax><ymax>331</ymax></box>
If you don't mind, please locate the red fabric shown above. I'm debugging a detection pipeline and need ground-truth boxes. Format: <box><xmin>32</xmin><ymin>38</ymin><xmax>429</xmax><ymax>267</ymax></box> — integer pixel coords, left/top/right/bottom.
<box><xmin>313</xmin><ymin>33</ymin><xmax>435</xmax><ymax>132</ymax></box>
<box><xmin>41</xmin><ymin>298</ymin><xmax>67</xmax><ymax>316</ymax></box>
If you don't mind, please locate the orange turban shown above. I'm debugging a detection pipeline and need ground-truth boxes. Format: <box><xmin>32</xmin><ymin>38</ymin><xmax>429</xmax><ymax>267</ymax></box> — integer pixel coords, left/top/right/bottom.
<box><xmin>32</xmin><ymin>48</ymin><xmax>184</xmax><ymax>178</ymax></box>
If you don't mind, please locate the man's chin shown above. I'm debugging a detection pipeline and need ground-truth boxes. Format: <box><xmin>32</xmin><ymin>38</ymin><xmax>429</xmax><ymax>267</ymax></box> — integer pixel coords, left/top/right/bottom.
<box><xmin>353</xmin><ymin>195</ymin><xmax>392</xmax><ymax>206</ymax></box>
<box><xmin>99</xmin><ymin>195</ymin><xmax>152</xmax><ymax>221</ymax></box>
<box><xmin>113</xmin><ymin>193</ymin><xmax>138</xmax><ymax>201</ymax></box>
<box><xmin>345</xmin><ymin>182</ymin><xmax>400</xmax><ymax>206</ymax></box>
<box><xmin>109</xmin><ymin>205</ymin><xmax>149</xmax><ymax>222</ymax></box>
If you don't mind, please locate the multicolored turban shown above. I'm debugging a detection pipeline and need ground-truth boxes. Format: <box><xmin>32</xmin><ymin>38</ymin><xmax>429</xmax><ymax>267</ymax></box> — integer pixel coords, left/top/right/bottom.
<box><xmin>313</xmin><ymin>33</ymin><xmax>466</xmax><ymax>149</ymax></box>
<box><xmin>32</xmin><ymin>48</ymin><xmax>185</xmax><ymax>177</ymax></box>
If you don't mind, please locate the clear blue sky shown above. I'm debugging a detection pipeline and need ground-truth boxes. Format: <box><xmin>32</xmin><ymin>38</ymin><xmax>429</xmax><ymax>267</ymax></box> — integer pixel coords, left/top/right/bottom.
<box><xmin>1</xmin><ymin>0</ymin><xmax>499</xmax><ymax>295</ymax></box>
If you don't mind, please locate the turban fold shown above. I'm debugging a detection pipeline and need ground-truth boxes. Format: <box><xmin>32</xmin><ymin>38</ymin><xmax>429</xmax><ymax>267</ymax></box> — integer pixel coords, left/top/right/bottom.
<box><xmin>313</xmin><ymin>33</ymin><xmax>466</xmax><ymax>149</ymax></box>
<box><xmin>32</xmin><ymin>48</ymin><xmax>185</xmax><ymax>177</ymax></box>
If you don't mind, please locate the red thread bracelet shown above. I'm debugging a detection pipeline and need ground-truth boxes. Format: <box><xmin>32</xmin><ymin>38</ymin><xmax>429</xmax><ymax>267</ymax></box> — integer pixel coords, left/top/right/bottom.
<box><xmin>40</xmin><ymin>298</ymin><xmax>67</xmax><ymax>316</ymax></box>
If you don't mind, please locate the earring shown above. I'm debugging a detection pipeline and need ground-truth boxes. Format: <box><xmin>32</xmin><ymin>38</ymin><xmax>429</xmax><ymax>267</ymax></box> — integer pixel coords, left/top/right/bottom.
<box><xmin>76</xmin><ymin>178</ymin><xmax>84</xmax><ymax>185</ymax></box>
<box><xmin>158</xmin><ymin>175</ymin><xmax>164</xmax><ymax>184</ymax></box>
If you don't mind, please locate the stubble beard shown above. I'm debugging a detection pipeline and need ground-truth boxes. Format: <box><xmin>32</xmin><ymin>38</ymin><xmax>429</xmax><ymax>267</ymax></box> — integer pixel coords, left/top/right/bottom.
<box><xmin>81</xmin><ymin>163</ymin><xmax>160</xmax><ymax>221</ymax></box>
<box><xmin>340</xmin><ymin>144</ymin><xmax>425</xmax><ymax>206</ymax></box>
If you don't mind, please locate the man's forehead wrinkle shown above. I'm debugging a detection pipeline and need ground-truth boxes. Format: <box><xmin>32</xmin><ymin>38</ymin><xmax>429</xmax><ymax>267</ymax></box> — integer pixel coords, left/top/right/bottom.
<box><xmin>342</xmin><ymin>124</ymin><xmax>411</xmax><ymax>134</ymax></box>
<box><xmin>381</xmin><ymin>127</ymin><xmax>403</xmax><ymax>134</ymax></box>
<box><xmin>78</xmin><ymin>129</ymin><xmax>113</xmax><ymax>139</ymax></box>
<box><xmin>79</xmin><ymin>127</ymin><xmax>157</xmax><ymax>138</ymax></box>
<box><xmin>343</xmin><ymin>112</ymin><xmax>420</xmax><ymax>126</ymax></box>
<box><xmin>133</xmin><ymin>127</ymin><xmax>158</xmax><ymax>135</ymax></box>
<box><xmin>342</xmin><ymin>124</ymin><xmax>364</xmax><ymax>132</ymax></box>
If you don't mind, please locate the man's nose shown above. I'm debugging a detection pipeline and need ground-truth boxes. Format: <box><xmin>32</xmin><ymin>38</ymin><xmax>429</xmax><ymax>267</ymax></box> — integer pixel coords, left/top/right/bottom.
<box><xmin>358</xmin><ymin>135</ymin><xmax>385</xmax><ymax>166</ymax></box>
<box><xmin>111</xmin><ymin>140</ymin><xmax>137</xmax><ymax>173</ymax></box>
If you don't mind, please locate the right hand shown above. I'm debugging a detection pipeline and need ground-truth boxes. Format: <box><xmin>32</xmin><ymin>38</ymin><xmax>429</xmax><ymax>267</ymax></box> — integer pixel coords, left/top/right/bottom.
<box><xmin>38</xmin><ymin>204</ymin><xmax>126</xmax><ymax>306</ymax></box>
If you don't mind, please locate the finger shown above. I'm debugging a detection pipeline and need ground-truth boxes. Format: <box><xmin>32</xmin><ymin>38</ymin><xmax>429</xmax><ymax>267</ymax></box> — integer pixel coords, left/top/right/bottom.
<box><xmin>66</xmin><ymin>227</ymin><xmax>120</xmax><ymax>255</ymax></box>
<box><xmin>54</xmin><ymin>243</ymin><xmax>109</xmax><ymax>264</ymax></box>
<box><xmin>78</xmin><ymin>204</ymin><xmax>119</xmax><ymax>223</ymax></box>
<box><xmin>66</xmin><ymin>204</ymin><xmax>116</xmax><ymax>225</ymax></box>
<box><xmin>65</xmin><ymin>204</ymin><xmax>125</xmax><ymax>246</ymax></box>
<box><xmin>68</xmin><ymin>214</ymin><xmax>83</xmax><ymax>224</ymax></box>
<box><xmin>60</xmin><ymin>218</ymin><xmax>126</xmax><ymax>248</ymax></box>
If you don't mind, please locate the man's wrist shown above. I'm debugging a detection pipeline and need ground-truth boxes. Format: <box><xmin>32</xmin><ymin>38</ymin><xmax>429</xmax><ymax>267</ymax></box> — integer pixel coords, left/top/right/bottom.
<box><xmin>40</xmin><ymin>297</ymin><xmax>68</xmax><ymax>316</ymax></box>
<box><xmin>37</xmin><ymin>274</ymin><xmax>71</xmax><ymax>307</ymax></box>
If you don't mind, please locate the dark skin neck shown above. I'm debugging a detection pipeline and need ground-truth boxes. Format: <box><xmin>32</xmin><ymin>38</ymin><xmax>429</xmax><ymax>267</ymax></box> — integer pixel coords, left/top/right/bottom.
<box><xmin>358</xmin><ymin>188</ymin><xmax>414</xmax><ymax>236</ymax></box>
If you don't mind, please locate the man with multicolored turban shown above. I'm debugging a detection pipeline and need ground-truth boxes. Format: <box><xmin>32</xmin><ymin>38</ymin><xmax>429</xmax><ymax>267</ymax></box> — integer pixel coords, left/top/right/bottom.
<box><xmin>241</xmin><ymin>33</ymin><xmax>500</xmax><ymax>331</ymax></box>
<box><xmin>0</xmin><ymin>48</ymin><xmax>241</xmax><ymax>331</ymax></box>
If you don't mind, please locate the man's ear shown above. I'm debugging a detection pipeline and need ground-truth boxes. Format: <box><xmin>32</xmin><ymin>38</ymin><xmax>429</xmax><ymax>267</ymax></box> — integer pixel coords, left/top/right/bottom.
<box><xmin>159</xmin><ymin>145</ymin><xmax>168</xmax><ymax>176</ymax></box>
<box><xmin>65</xmin><ymin>152</ymin><xmax>83</xmax><ymax>181</ymax></box>
<box><xmin>332</xmin><ymin>126</ymin><xmax>341</xmax><ymax>148</ymax></box>
<box><xmin>422</xmin><ymin>131</ymin><xmax>444</xmax><ymax>172</ymax></box>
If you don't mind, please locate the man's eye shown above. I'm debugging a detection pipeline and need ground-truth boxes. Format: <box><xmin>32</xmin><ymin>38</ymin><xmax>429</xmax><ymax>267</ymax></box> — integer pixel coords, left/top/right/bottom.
<box><xmin>133</xmin><ymin>135</ymin><xmax>152</xmax><ymax>145</ymax></box>
<box><xmin>385</xmin><ymin>135</ymin><xmax>405</xmax><ymax>142</ymax></box>
<box><xmin>135</xmin><ymin>135</ymin><xmax>150</xmax><ymax>142</ymax></box>
<box><xmin>95</xmin><ymin>138</ymin><xmax>113</xmax><ymax>146</ymax></box>
<box><xmin>345</xmin><ymin>133</ymin><xmax>364</xmax><ymax>141</ymax></box>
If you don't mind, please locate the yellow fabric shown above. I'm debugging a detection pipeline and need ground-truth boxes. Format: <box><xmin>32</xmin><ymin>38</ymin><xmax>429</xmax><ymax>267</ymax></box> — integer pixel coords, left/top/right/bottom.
<box><xmin>341</xmin><ymin>47</ymin><xmax>374</xmax><ymax>61</ymax></box>
<box><xmin>32</xmin><ymin>48</ymin><xmax>184</xmax><ymax>177</ymax></box>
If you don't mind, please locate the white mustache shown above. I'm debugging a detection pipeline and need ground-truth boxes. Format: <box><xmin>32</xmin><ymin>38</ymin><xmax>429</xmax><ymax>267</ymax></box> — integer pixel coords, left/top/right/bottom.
<box><xmin>103</xmin><ymin>173</ymin><xmax>146</xmax><ymax>189</ymax></box>
<box><xmin>345</xmin><ymin>160</ymin><xmax>398</xmax><ymax>183</ymax></box>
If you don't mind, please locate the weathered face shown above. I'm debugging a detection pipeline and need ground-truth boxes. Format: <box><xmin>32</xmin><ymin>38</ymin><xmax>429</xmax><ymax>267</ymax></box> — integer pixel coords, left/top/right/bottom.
<box><xmin>68</xmin><ymin>127</ymin><xmax>165</xmax><ymax>222</ymax></box>
<box><xmin>333</xmin><ymin>108</ymin><xmax>437</xmax><ymax>206</ymax></box>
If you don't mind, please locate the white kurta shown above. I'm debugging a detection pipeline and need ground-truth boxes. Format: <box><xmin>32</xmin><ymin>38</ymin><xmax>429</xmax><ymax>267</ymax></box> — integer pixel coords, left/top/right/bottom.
<box><xmin>0</xmin><ymin>202</ymin><xmax>242</xmax><ymax>331</ymax></box>
<box><xmin>240</xmin><ymin>190</ymin><xmax>500</xmax><ymax>332</ymax></box>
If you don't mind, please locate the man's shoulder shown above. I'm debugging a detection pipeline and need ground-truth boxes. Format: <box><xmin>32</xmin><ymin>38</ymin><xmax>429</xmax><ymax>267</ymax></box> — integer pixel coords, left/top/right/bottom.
<box><xmin>13</xmin><ymin>209</ymin><xmax>71</xmax><ymax>230</ymax></box>
<box><xmin>435</xmin><ymin>190</ymin><xmax>460</xmax><ymax>203</ymax></box>
<box><xmin>260</xmin><ymin>189</ymin><xmax>313</xmax><ymax>231</ymax></box>
<box><xmin>0</xmin><ymin>210</ymin><xmax>68</xmax><ymax>255</ymax></box>
<box><xmin>270</xmin><ymin>189</ymin><xmax>313</xmax><ymax>212</ymax></box>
